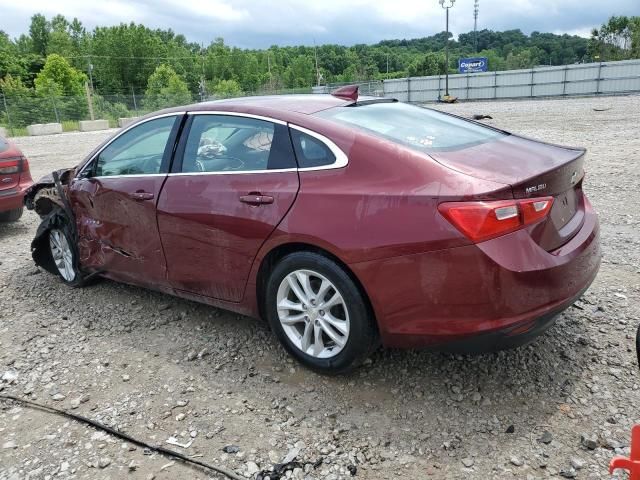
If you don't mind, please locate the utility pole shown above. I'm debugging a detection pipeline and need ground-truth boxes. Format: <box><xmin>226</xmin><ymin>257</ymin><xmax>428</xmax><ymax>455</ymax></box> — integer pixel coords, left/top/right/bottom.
<box><xmin>439</xmin><ymin>0</ymin><xmax>455</xmax><ymax>98</ymax></box>
<box><xmin>473</xmin><ymin>0</ymin><xmax>479</xmax><ymax>53</ymax></box>
<box><xmin>313</xmin><ymin>40</ymin><xmax>321</xmax><ymax>86</ymax></box>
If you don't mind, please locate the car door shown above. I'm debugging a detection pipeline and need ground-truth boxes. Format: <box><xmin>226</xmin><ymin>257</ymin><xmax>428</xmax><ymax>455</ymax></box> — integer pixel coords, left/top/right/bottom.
<box><xmin>69</xmin><ymin>114</ymin><xmax>182</xmax><ymax>290</ymax></box>
<box><xmin>157</xmin><ymin>113</ymin><xmax>299</xmax><ymax>302</ymax></box>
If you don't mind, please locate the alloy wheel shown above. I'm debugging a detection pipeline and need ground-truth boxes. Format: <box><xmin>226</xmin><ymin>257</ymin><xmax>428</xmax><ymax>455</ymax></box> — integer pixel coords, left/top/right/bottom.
<box><xmin>276</xmin><ymin>269</ymin><xmax>350</xmax><ymax>358</ymax></box>
<box><xmin>49</xmin><ymin>229</ymin><xmax>76</xmax><ymax>282</ymax></box>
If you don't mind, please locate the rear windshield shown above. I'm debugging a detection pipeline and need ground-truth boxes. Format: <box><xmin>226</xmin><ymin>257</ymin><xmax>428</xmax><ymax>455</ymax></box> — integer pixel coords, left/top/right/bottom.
<box><xmin>316</xmin><ymin>101</ymin><xmax>506</xmax><ymax>152</ymax></box>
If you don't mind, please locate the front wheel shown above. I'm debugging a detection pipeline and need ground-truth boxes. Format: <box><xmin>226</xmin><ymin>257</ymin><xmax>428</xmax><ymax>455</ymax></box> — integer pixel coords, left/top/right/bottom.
<box><xmin>48</xmin><ymin>227</ymin><xmax>84</xmax><ymax>287</ymax></box>
<box><xmin>265</xmin><ymin>252</ymin><xmax>378</xmax><ymax>374</ymax></box>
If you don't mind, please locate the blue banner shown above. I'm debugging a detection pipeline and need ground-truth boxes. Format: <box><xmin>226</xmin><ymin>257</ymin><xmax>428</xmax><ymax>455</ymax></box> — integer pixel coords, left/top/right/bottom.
<box><xmin>458</xmin><ymin>57</ymin><xmax>488</xmax><ymax>73</ymax></box>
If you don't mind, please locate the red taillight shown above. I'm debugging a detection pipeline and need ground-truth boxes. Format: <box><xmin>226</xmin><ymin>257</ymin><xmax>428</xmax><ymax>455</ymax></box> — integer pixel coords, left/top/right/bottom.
<box><xmin>438</xmin><ymin>197</ymin><xmax>554</xmax><ymax>243</ymax></box>
<box><xmin>0</xmin><ymin>157</ymin><xmax>25</xmax><ymax>175</ymax></box>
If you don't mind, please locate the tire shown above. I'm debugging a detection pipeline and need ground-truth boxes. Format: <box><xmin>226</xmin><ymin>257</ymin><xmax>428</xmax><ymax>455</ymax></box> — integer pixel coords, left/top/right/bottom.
<box><xmin>47</xmin><ymin>225</ymin><xmax>85</xmax><ymax>287</ymax></box>
<box><xmin>265</xmin><ymin>251</ymin><xmax>378</xmax><ymax>374</ymax></box>
<box><xmin>0</xmin><ymin>207</ymin><xmax>23</xmax><ymax>223</ymax></box>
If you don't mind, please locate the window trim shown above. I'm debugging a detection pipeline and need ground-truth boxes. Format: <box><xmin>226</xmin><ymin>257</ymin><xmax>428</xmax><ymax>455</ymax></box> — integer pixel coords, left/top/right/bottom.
<box><xmin>288</xmin><ymin>124</ymin><xmax>349</xmax><ymax>171</ymax></box>
<box><xmin>78</xmin><ymin>110</ymin><xmax>350</xmax><ymax>179</ymax></box>
<box><xmin>76</xmin><ymin>112</ymin><xmax>185</xmax><ymax>179</ymax></box>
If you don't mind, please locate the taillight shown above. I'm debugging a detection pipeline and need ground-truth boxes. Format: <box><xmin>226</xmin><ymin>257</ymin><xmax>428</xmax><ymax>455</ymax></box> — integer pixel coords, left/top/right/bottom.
<box><xmin>438</xmin><ymin>197</ymin><xmax>554</xmax><ymax>243</ymax></box>
<box><xmin>0</xmin><ymin>157</ymin><xmax>25</xmax><ymax>175</ymax></box>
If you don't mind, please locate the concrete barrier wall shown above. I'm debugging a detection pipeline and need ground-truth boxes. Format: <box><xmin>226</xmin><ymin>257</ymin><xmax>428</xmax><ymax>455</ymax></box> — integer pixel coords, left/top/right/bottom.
<box><xmin>27</xmin><ymin>123</ymin><xmax>63</xmax><ymax>136</ymax></box>
<box><xmin>118</xmin><ymin>117</ymin><xmax>141</xmax><ymax>128</ymax></box>
<box><xmin>79</xmin><ymin>120</ymin><xmax>109</xmax><ymax>132</ymax></box>
<box><xmin>0</xmin><ymin>127</ymin><xmax>7</xmax><ymax>138</ymax></box>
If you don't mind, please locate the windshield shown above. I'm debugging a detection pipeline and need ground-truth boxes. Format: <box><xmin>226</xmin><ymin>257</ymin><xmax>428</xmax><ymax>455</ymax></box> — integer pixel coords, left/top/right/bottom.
<box><xmin>317</xmin><ymin>101</ymin><xmax>506</xmax><ymax>152</ymax></box>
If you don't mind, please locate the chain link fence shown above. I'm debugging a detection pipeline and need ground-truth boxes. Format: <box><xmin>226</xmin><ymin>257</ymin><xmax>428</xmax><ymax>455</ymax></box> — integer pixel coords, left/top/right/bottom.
<box><xmin>0</xmin><ymin>85</ymin><xmax>316</xmax><ymax>137</ymax></box>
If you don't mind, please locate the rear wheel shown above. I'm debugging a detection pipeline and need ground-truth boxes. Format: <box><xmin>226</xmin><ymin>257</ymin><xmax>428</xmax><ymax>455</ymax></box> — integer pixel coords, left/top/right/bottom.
<box><xmin>0</xmin><ymin>207</ymin><xmax>23</xmax><ymax>223</ymax></box>
<box><xmin>265</xmin><ymin>252</ymin><xmax>377</xmax><ymax>374</ymax></box>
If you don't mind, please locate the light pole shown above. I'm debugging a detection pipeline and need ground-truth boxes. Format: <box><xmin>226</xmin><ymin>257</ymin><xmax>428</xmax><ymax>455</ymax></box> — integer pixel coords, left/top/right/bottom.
<box><xmin>439</xmin><ymin>0</ymin><xmax>455</xmax><ymax>98</ymax></box>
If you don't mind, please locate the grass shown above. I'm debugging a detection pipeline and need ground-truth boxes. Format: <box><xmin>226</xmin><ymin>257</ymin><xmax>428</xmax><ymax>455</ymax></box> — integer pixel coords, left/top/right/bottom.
<box><xmin>61</xmin><ymin>120</ymin><xmax>80</xmax><ymax>132</ymax></box>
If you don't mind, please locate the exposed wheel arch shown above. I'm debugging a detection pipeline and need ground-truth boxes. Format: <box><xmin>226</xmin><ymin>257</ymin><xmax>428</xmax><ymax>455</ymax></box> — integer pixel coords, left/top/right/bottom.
<box><xmin>255</xmin><ymin>242</ymin><xmax>379</xmax><ymax>335</ymax></box>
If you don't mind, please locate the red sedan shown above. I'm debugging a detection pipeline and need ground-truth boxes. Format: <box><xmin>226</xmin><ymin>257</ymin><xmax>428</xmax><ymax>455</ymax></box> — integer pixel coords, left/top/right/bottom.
<box><xmin>0</xmin><ymin>135</ymin><xmax>33</xmax><ymax>223</ymax></box>
<box><xmin>25</xmin><ymin>87</ymin><xmax>601</xmax><ymax>373</ymax></box>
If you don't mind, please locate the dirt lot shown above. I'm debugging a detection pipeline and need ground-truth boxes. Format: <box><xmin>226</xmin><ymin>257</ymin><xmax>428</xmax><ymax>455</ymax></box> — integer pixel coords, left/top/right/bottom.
<box><xmin>1</xmin><ymin>95</ymin><xmax>639</xmax><ymax>480</ymax></box>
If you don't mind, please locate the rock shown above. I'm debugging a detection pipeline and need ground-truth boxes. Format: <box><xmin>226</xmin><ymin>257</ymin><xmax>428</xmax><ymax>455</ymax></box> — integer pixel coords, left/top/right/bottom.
<box><xmin>510</xmin><ymin>456</ymin><xmax>524</xmax><ymax>467</ymax></box>
<box><xmin>186</xmin><ymin>351</ymin><xmax>198</xmax><ymax>361</ymax></box>
<box><xmin>121</xmin><ymin>374</ymin><xmax>130</xmax><ymax>382</ymax></box>
<box><xmin>98</xmin><ymin>457</ymin><xmax>111</xmax><ymax>469</ymax></box>
<box><xmin>462</xmin><ymin>457</ymin><xmax>475</xmax><ymax>467</ymax></box>
<box><xmin>570</xmin><ymin>457</ymin><xmax>585</xmax><ymax>470</ymax></box>
<box><xmin>580</xmin><ymin>434</ymin><xmax>598</xmax><ymax>450</ymax></box>
<box><xmin>222</xmin><ymin>445</ymin><xmax>240</xmax><ymax>454</ymax></box>
<box><xmin>52</xmin><ymin>393</ymin><xmax>66</xmax><ymax>401</ymax></box>
<box><xmin>2</xmin><ymin>441</ymin><xmax>17</xmax><ymax>449</ymax></box>
<box><xmin>1</xmin><ymin>371</ymin><xmax>18</xmax><ymax>383</ymax></box>
<box><xmin>175</xmin><ymin>413</ymin><xmax>186</xmax><ymax>421</ymax></box>
<box><xmin>560</xmin><ymin>468</ymin><xmax>577</xmax><ymax>478</ymax></box>
<box><xmin>537</xmin><ymin>431</ymin><xmax>553</xmax><ymax>444</ymax></box>
<box><xmin>505</xmin><ymin>425</ymin><xmax>515</xmax><ymax>434</ymax></box>
<box><xmin>246</xmin><ymin>461</ymin><xmax>260</xmax><ymax>476</ymax></box>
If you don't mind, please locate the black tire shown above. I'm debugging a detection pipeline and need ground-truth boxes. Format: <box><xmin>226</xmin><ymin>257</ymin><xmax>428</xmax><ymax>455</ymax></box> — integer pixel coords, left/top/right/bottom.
<box><xmin>0</xmin><ymin>207</ymin><xmax>23</xmax><ymax>223</ymax></box>
<box><xmin>265</xmin><ymin>251</ymin><xmax>378</xmax><ymax>374</ymax></box>
<box><xmin>46</xmin><ymin>223</ymin><xmax>86</xmax><ymax>288</ymax></box>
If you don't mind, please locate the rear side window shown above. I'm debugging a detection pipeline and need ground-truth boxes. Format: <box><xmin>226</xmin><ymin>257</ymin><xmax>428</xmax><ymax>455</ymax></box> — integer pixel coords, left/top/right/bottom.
<box><xmin>290</xmin><ymin>130</ymin><xmax>336</xmax><ymax>168</ymax></box>
<box><xmin>181</xmin><ymin>115</ymin><xmax>295</xmax><ymax>173</ymax></box>
<box><xmin>317</xmin><ymin>101</ymin><xmax>506</xmax><ymax>152</ymax></box>
<box><xmin>0</xmin><ymin>138</ymin><xmax>8</xmax><ymax>153</ymax></box>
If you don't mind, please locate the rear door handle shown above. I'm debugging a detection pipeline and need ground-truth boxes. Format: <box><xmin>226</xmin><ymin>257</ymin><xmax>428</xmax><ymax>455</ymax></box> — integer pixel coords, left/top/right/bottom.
<box><xmin>239</xmin><ymin>194</ymin><xmax>274</xmax><ymax>205</ymax></box>
<box><xmin>129</xmin><ymin>191</ymin><xmax>155</xmax><ymax>201</ymax></box>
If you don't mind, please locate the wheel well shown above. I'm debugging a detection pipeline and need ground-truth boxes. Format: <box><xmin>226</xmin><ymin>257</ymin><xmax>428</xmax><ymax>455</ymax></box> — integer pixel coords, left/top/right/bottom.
<box><xmin>255</xmin><ymin>243</ymin><xmax>378</xmax><ymax>330</ymax></box>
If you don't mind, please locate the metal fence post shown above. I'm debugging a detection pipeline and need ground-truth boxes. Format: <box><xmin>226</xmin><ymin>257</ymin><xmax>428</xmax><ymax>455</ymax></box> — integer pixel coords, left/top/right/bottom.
<box><xmin>407</xmin><ymin>77</ymin><xmax>411</xmax><ymax>103</ymax></box>
<box><xmin>494</xmin><ymin>71</ymin><xmax>498</xmax><ymax>99</ymax></box>
<box><xmin>466</xmin><ymin>73</ymin><xmax>470</xmax><ymax>100</ymax></box>
<box><xmin>131</xmin><ymin>87</ymin><xmax>138</xmax><ymax>114</ymax></box>
<box><xmin>1</xmin><ymin>93</ymin><xmax>14</xmax><ymax>137</ymax></box>
<box><xmin>530</xmin><ymin>68</ymin><xmax>535</xmax><ymax>97</ymax></box>
<box><xmin>596</xmin><ymin>61</ymin><xmax>603</xmax><ymax>95</ymax></box>
<box><xmin>562</xmin><ymin>66</ymin><xmax>568</xmax><ymax>96</ymax></box>
<box><xmin>51</xmin><ymin>96</ymin><xmax>60</xmax><ymax>123</ymax></box>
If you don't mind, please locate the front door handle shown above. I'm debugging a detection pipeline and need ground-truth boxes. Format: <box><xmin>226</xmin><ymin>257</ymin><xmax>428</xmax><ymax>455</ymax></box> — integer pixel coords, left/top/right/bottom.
<box><xmin>239</xmin><ymin>193</ymin><xmax>274</xmax><ymax>205</ymax></box>
<box><xmin>129</xmin><ymin>191</ymin><xmax>155</xmax><ymax>201</ymax></box>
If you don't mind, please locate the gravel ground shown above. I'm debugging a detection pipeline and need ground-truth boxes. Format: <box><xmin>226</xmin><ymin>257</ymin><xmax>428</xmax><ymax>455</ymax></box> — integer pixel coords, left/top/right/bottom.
<box><xmin>1</xmin><ymin>95</ymin><xmax>639</xmax><ymax>480</ymax></box>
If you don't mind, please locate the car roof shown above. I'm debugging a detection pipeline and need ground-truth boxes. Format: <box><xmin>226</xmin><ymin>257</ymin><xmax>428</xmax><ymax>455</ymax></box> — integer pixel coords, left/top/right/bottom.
<box><xmin>155</xmin><ymin>94</ymin><xmax>384</xmax><ymax>118</ymax></box>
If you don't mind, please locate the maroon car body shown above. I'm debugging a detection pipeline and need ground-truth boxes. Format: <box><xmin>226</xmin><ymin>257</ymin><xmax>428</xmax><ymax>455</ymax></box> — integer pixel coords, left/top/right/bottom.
<box><xmin>26</xmin><ymin>92</ymin><xmax>600</xmax><ymax>370</ymax></box>
<box><xmin>0</xmin><ymin>135</ymin><xmax>32</xmax><ymax>222</ymax></box>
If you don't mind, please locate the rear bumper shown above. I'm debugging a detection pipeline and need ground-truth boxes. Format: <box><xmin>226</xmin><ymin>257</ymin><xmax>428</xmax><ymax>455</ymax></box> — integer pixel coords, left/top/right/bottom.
<box><xmin>0</xmin><ymin>173</ymin><xmax>32</xmax><ymax>213</ymax></box>
<box><xmin>351</xmin><ymin>197</ymin><xmax>601</xmax><ymax>350</ymax></box>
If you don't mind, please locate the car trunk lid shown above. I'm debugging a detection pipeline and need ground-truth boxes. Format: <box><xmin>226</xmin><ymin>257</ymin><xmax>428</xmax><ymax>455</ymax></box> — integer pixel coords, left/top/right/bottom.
<box><xmin>429</xmin><ymin>135</ymin><xmax>586</xmax><ymax>251</ymax></box>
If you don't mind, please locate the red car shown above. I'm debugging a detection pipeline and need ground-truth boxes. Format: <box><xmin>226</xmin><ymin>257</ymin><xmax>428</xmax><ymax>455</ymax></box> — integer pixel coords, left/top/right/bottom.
<box><xmin>0</xmin><ymin>135</ymin><xmax>32</xmax><ymax>222</ymax></box>
<box><xmin>25</xmin><ymin>87</ymin><xmax>600</xmax><ymax>373</ymax></box>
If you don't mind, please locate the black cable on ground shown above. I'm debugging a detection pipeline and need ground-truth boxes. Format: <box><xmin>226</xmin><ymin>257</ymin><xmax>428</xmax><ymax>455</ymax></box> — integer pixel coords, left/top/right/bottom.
<box><xmin>0</xmin><ymin>394</ymin><xmax>244</xmax><ymax>480</ymax></box>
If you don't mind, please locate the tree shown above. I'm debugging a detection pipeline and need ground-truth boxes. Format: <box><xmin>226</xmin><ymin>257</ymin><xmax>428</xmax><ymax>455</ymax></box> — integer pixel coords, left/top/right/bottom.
<box><xmin>144</xmin><ymin>64</ymin><xmax>191</xmax><ymax>110</ymax></box>
<box><xmin>210</xmin><ymin>79</ymin><xmax>242</xmax><ymax>98</ymax></box>
<box><xmin>407</xmin><ymin>53</ymin><xmax>446</xmax><ymax>77</ymax></box>
<box><xmin>590</xmin><ymin>16</ymin><xmax>640</xmax><ymax>60</ymax></box>
<box><xmin>29</xmin><ymin>14</ymin><xmax>50</xmax><ymax>57</ymax></box>
<box><xmin>34</xmin><ymin>54</ymin><xmax>86</xmax><ymax>97</ymax></box>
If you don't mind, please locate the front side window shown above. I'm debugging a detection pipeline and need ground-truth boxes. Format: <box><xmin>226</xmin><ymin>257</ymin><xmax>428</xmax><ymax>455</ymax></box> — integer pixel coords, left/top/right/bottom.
<box><xmin>181</xmin><ymin>115</ymin><xmax>295</xmax><ymax>173</ymax></box>
<box><xmin>94</xmin><ymin>116</ymin><xmax>176</xmax><ymax>177</ymax></box>
<box><xmin>317</xmin><ymin>101</ymin><xmax>506</xmax><ymax>152</ymax></box>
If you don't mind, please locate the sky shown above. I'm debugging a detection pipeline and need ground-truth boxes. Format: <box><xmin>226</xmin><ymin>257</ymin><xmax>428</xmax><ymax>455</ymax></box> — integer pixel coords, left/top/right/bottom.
<box><xmin>0</xmin><ymin>0</ymin><xmax>638</xmax><ymax>48</ymax></box>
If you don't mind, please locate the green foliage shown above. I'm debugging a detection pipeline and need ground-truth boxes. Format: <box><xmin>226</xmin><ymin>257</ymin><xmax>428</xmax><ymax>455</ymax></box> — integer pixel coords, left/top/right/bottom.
<box><xmin>29</xmin><ymin>14</ymin><xmax>50</xmax><ymax>57</ymax></box>
<box><xmin>34</xmin><ymin>54</ymin><xmax>86</xmax><ymax>97</ymax></box>
<box><xmin>589</xmin><ymin>16</ymin><xmax>640</xmax><ymax>60</ymax></box>
<box><xmin>407</xmin><ymin>52</ymin><xmax>446</xmax><ymax>77</ymax></box>
<box><xmin>210</xmin><ymin>79</ymin><xmax>243</xmax><ymax>98</ymax></box>
<box><xmin>144</xmin><ymin>64</ymin><xmax>192</xmax><ymax>110</ymax></box>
